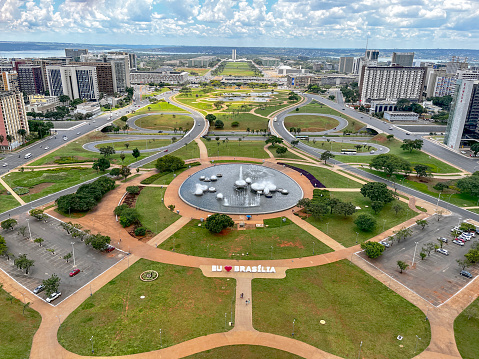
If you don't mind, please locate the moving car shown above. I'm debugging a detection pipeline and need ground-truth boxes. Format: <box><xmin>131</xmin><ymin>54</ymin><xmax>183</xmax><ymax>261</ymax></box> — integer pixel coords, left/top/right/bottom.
<box><xmin>2</xmin><ymin>163</ymin><xmax>7</xmax><ymax>167</ymax></box>
<box><xmin>436</xmin><ymin>248</ymin><xmax>449</xmax><ymax>256</ymax></box>
<box><xmin>33</xmin><ymin>285</ymin><xmax>45</xmax><ymax>294</ymax></box>
<box><xmin>44</xmin><ymin>146</ymin><xmax>49</xmax><ymax>150</ymax></box>
<box><xmin>46</xmin><ymin>292</ymin><xmax>61</xmax><ymax>303</ymax></box>
<box><xmin>460</xmin><ymin>270</ymin><xmax>473</xmax><ymax>278</ymax></box>
<box><xmin>63</xmin><ymin>136</ymin><xmax>68</xmax><ymax>141</ymax></box>
<box><xmin>164</xmin><ymin>149</ymin><xmax>168</xmax><ymax>152</ymax></box>
<box><xmin>69</xmin><ymin>268</ymin><xmax>80</xmax><ymax>277</ymax></box>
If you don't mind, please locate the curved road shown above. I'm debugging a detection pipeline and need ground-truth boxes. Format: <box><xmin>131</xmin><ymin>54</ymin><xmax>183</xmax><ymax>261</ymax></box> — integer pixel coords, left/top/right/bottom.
<box><xmin>272</xmin><ymin>93</ymin><xmax>479</xmax><ymax>223</ymax></box>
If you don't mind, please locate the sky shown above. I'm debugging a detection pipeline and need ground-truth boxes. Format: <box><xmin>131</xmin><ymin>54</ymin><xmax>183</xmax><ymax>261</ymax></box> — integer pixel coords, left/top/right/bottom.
<box><xmin>1</xmin><ymin>0</ymin><xmax>478</xmax><ymax>49</ymax></box>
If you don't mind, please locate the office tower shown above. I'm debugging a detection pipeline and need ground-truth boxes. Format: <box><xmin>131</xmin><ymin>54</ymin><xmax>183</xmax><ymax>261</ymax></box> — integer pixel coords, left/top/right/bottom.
<box><xmin>0</xmin><ymin>91</ymin><xmax>29</xmax><ymax>150</ymax></box>
<box><xmin>359</xmin><ymin>66</ymin><xmax>426</xmax><ymax>104</ymax></box>
<box><xmin>17</xmin><ymin>64</ymin><xmax>45</xmax><ymax>94</ymax></box>
<box><xmin>365</xmin><ymin>50</ymin><xmax>379</xmax><ymax>63</ymax></box>
<box><xmin>46</xmin><ymin>65</ymin><xmax>99</xmax><ymax>100</ymax></box>
<box><xmin>339</xmin><ymin>57</ymin><xmax>354</xmax><ymax>73</ymax></box>
<box><xmin>232</xmin><ymin>50</ymin><xmax>237</xmax><ymax>61</ymax></box>
<box><xmin>0</xmin><ymin>72</ymin><xmax>20</xmax><ymax>92</ymax></box>
<box><xmin>65</xmin><ymin>49</ymin><xmax>89</xmax><ymax>60</ymax></box>
<box><xmin>445</xmin><ymin>57</ymin><xmax>469</xmax><ymax>75</ymax></box>
<box><xmin>391</xmin><ymin>52</ymin><xmax>415</xmax><ymax>67</ymax></box>
<box><xmin>444</xmin><ymin>80</ymin><xmax>479</xmax><ymax>150</ymax></box>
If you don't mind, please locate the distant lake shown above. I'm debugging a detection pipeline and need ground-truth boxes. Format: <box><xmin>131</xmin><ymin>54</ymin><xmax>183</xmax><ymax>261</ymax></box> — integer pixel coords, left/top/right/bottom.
<box><xmin>0</xmin><ymin>49</ymin><xmax>121</xmax><ymax>59</ymax></box>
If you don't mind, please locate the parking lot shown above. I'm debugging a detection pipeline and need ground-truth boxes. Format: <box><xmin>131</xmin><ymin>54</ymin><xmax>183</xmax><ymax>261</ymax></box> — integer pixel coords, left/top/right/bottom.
<box><xmin>358</xmin><ymin>214</ymin><xmax>478</xmax><ymax>306</ymax></box>
<box><xmin>0</xmin><ymin>212</ymin><xmax>125</xmax><ymax>305</ymax></box>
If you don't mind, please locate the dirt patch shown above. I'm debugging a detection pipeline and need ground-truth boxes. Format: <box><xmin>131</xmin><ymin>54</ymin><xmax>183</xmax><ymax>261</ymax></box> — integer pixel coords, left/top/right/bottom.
<box><xmin>28</xmin><ymin>182</ymin><xmax>54</xmax><ymax>194</ymax></box>
<box><xmin>122</xmin><ymin>186</ymin><xmax>145</xmax><ymax>208</ymax></box>
<box><xmin>371</xmin><ymin>133</ymin><xmax>388</xmax><ymax>143</ymax></box>
<box><xmin>278</xmin><ymin>240</ymin><xmax>305</xmax><ymax>249</ymax></box>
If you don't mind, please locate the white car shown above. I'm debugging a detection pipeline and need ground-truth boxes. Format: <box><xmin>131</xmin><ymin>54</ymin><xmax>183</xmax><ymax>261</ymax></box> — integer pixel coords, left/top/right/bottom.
<box><xmin>436</xmin><ymin>248</ymin><xmax>449</xmax><ymax>256</ymax></box>
<box><xmin>2</xmin><ymin>163</ymin><xmax>6</xmax><ymax>167</ymax></box>
<box><xmin>379</xmin><ymin>240</ymin><xmax>390</xmax><ymax>248</ymax></box>
<box><xmin>44</xmin><ymin>146</ymin><xmax>49</xmax><ymax>150</ymax></box>
<box><xmin>46</xmin><ymin>292</ymin><xmax>61</xmax><ymax>303</ymax></box>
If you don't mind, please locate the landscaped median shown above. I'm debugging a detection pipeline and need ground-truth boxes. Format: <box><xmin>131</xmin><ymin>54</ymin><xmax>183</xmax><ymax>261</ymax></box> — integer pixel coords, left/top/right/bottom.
<box><xmin>58</xmin><ymin>259</ymin><xmax>236</xmax><ymax>356</ymax></box>
<box><xmin>0</xmin><ymin>182</ymin><xmax>21</xmax><ymax>213</ymax></box>
<box><xmin>454</xmin><ymin>297</ymin><xmax>479</xmax><ymax>359</ymax></box>
<box><xmin>252</xmin><ymin>260</ymin><xmax>431</xmax><ymax>359</ymax></box>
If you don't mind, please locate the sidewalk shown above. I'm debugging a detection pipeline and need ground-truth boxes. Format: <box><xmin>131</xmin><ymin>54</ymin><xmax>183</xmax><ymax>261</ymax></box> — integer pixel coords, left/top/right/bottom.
<box><xmin>0</xmin><ymin>175</ymin><xmax>26</xmax><ymax>205</ymax></box>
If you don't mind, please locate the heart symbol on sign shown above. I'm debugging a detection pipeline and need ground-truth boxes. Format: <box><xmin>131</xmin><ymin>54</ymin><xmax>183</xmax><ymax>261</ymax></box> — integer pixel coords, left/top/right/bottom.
<box><xmin>225</xmin><ymin>266</ymin><xmax>232</xmax><ymax>272</ymax></box>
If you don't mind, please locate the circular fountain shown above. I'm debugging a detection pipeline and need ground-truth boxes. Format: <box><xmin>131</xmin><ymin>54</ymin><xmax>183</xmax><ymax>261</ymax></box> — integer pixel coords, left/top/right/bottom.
<box><xmin>179</xmin><ymin>164</ymin><xmax>303</xmax><ymax>215</ymax></box>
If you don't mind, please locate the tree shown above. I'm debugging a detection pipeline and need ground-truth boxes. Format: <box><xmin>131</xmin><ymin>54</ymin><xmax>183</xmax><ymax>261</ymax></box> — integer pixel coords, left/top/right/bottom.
<box><xmin>110</xmin><ymin>168</ymin><xmax>120</xmax><ymax>177</ymax></box>
<box><xmin>122</xmin><ymin>124</ymin><xmax>130</xmax><ymax>133</ymax></box>
<box><xmin>433</xmin><ymin>182</ymin><xmax>449</xmax><ymax>191</ymax></box>
<box><xmin>119</xmin><ymin>153</ymin><xmax>126</xmax><ymax>163</ymax></box>
<box><xmin>460</xmin><ymin>222</ymin><xmax>476</xmax><ymax>232</ymax></box>
<box><xmin>42</xmin><ymin>274</ymin><xmax>61</xmax><ymax>297</ymax></box>
<box><xmin>120</xmin><ymin>165</ymin><xmax>131</xmax><ymax>180</ymax></box>
<box><xmin>457</xmin><ymin>259</ymin><xmax>472</xmax><ymax>271</ymax></box>
<box><xmin>291</xmin><ymin>140</ymin><xmax>299</xmax><ymax>147</ymax></box>
<box><xmin>456</xmin><ymin>175</ymin><xmax>479</xmax><ymax>197</ymax></box>
<box><xmin>0</xmin><ymin>236</ymin><xmax>8</xmax><ymax>257</ymax></box>
<box><xmin>17</xmin><ymin>225</ymin><xmax>28</xmax><ymax>238</ymax></box>
<box><xmin>92</xmin><ymin>158</ymin><xmax>110</xmax><ymax>172</ymax></box>
<box><xmin>465</xmin><ymin>248</ymin><xmax>479</xmax><ymax>264</ymax></box>
<box><xmin>370</xmin><ymin>154</ymin><xmax>411</xmax><ymax>177</ymax></box>
<box><xmin>397</xmin><ymin>260</ymin><xmax>409</xmax><ymax>273</ymax></box>
<box><xmin>34</xmin><ymin>237</ymin><xmax>44</xmax><ymax>247</ymax></box>
<box><xmin>120</xmin><ymin>115</ymin><xmax>128</xmax><ymax>122</ymax></box>
<box><xmin>214</xmin><ymin>119</ymin><xmax>224</xmax><ymax>129</ymax></box>
<box><xmin>471</xmin><ymin>143</ymin><xmax>479</xmax><ymax>157</ymax></box>
<box><xmin>14</xmin><ymin>254</ymin><xmax>35</xmax><ymax>274</ymax></box>
<box><xmin>420</xmin><ymin>252</ymin><xmax>427</xmax><ymax>260</ymax></box>
<box><xmin>132</xmin><ymin>148</ymin><xmax>141</xmax><ymax>159</ymax></box>
<box><xmin>126</xmin><ymin>186</ymin><xmax>140</xmax><ymax>194</ymax></box>
<box><xmin>386</xmin><ymin>134</ymin><xmax>394</xmax><ymax>141</ymax></box>
<box><xmin>320</xmin><ymin>151</ymin><xmax>335</xmax><ymax>164</ymax></box>
<box><xmin>392</xmin><ymin>203</ymin><xmax>403</xmax><ymax>215</ymax></box>
<box><xmin>371</xmin><ymin>201</ymin><xmax>385</xmax><ymax>214</ymax></box>
<box><xmin>99</xmin><ymin>146</ymin><xmax>116</xmax><ymax>157</ymax></box>
<box><xmin>394</xmin><ymin>227</ymin><xmax>413</xmax><ymax>243</ymax></box>
<box><xmin>333</xmin><ymin>202</ymin><xmax>356</xmax><ymax>217</ymax></box>
<box><xmin>119</xmin><ymin>208</ymin><xmax>140</xmax><ymax>227</ymax></box>
<box><xmin>265</xmin><ymin>135</ymin><xmax>283</xmax><ymax>147</ymax></box>
<box><xmin>205</xmin><ymin>114</ymin><xmax>216</xmax><ymax>124</ymax></box>
<box><xmin>17</xmin><ymin>129</ymin><xmax>27</xmax><ymax>143</ymax></box>
<box><xmin>328</xmin><ymin>95</ymin><xmax>335</xmax><ymax>101</ymax></box>
<box><xmin>360</xmin><ymin>182</ymin><xmax>394</xmax><ymax>203</ymax></box>
<box><xmin>29</xmin><ymin>208</ymin><xmax>45</xmax><ymax>221</ymax></box>
<box><xmin>155</xmin><ymin>155</ymin><xmax>185</xmax><ymax>173</ymax></box>
<box><xmin>401</xmin><ymin>139</ymin><xmax>424</xmax><ymax>153</ymax></box>
<box><xmin>85</xmin><ymin>233</ymin><xmax>111</xmax><ymax>251</ymax></box>
<box><xmin>424</xmin><ymin>242</ymin><xmax>436</xmax><ymax>256</ymax></box>
<box><xmin>63</xmin><ymin>252</ymin><xmax>72</xmax><ymax>263</ymax></box>
<box><xmin>361</xmin><ymin>241</ymin><xmax>385</xmax><ymax>259</ymax></box>
<box><xmin>205</xmin><ymin>213</ymin><xmax>235</xmax><ymax>233</ymax></box>
<box><xmin>1</xmin><ymin>218</ymin><xmax>17</xmax><ymax>231</ymax></box>
<box><xmin>414</xmin><ymin>164</ymin><xmax>432</xmax><ymax>178</ymax></box>
<box><xmin>355</xmin><ymin>214</ymin><xmax>376</xmax><ymax>232</ymax></box>
<box><xmin>416</xmin><ymin>219</ymin><xmax>428</xmax><ymax>230</ymax></box>
<box><xmin>276</xmin><ymin>146</ymin><xmax>288</xmax><ymax>156</ymax></box>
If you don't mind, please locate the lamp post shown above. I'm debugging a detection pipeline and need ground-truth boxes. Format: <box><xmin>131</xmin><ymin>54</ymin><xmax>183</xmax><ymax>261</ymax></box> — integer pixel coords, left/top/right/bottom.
<box><xmin>313</xmin><ymin>241</ymin><xmax>315</xmax><ymax>255</ymax></box>
<box><xmin>415</xmin><ymin>335</ymin><xmax>421</xmax><ymax>353</ymax></box>
<box><xmin>383</xmin><ymin>219</ymin><xmax>387</xmax><ymax>232</ymax></box>
<box><xmin>412</xmin><ymin>241</ymin><xmax>419</xmax><ymax>267</ymax></box>
<box><xmin>155</xmin><ymin>221</ymin><xmax>158</xmax><ymax>233</ymax></box>
<box><xmin>292</xmin><ymin>318</ymin><xmax>295</xmax><ymax>336</ymax></box>
<box><xmin>26</xmin><ymin>219</ymin><xmax>32</xmax><ymax>241</ymax></box>
<box><xmin>90</xmin><ymin>336</ymin><xmax>94</xmax><ymax>354</ymax></box>
<box><xmin>326</xmin><ymin>222</ymin><xmax>329</xmax><ymax>234</ymax></box>
<box><xmin>71</xmin><ymin>242</ymin><xmax>76</xmax><ymax>267</ymax></box>
<box><xmin>160</xmin><ymin>328</ymin><xmax>162</xmax><ymax>347</ymax></box>
<box><xmin>225</xmin><ymin>312</ymin><xmax>227</xmax><ymax>331</ymax></box>
<box><xmin>435</xmin><ymin>192</ymin><xmax>441</xmax><ymax>212</ymax></box>
<box><xmin>355</xmin><ymin>232</ymin><xmax>359</xmax><ymax>244</ymax></box>
<box><xmin>270</xmin><ymin>245</ymin><xmax>273</xmax><ymax>260</ymax></box>
<box><xmin>357</xmin><ymin>341</ymin><xmax>363</xmax><ymax>359</ymax></box>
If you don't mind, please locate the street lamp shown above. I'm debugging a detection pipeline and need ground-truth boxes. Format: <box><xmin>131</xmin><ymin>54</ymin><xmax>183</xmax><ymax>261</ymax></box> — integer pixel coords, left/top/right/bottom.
<box><xmin>355</xmin><ymin>232</ymin><xmax>359</xmax><ymax>244</ymax></box>
<box><xmin>435</xmin><ymin>192</ymin><xmax>441</xmax><ymax>212</ymax></box>
<box><xmin>415</xmin><ymin>335</ymin><xmax>421</xmax><ymax>353</ymax></box>
<box><xmin>160</xmin><ymin>329</ymin><xmax>162</xmax><ymax>347</ymax></box>
<box><xmin>26</xmin><ymin>219</ymin><xmax>32</xmax><ymax>241</ymax></box>
<box><xmin>155</xmin><ymin>221</ymin><xmax>158</xmax><ymax>233</ymax></box>
<box><xmin>383</xmin><ymin>219</ymin><xmax>387</xmax><ymax>232</ymax></box>
<box><xmin>326</xmin><ymin>222</ymin><xmax>329</xmax><ymax>234</ymax></box>
<box><xmin>270</xmin><ymin>245</ymin><xmax>273</xmax><ymax>260</ymax></box>
<box><xmin>412</xmin><ymin>241</ymin><xmax>419</xmax><ymax>267</ymax></box>
<box><xmin>357</xmin><ymin>341</ymin><xmax>363</xmax><ymax>359</ymax></box>
<box><xmin>90</xmin><ymin>336</ymin><xmax>94</xmax><ymax>354</ymax></box>
<box><xmin>71</xmin><ymin>242</ymin><xmax>76</xmax><ymax>267</ymax></box>
<box><xmin>292</xmin><ymin>318</ymin><xmax>295</xmax><ymax>336</ymax></box>
<box><xmin>313</xmin><ymin>241</ymin><xmax>315</xmax><ymax>255</ymax></box>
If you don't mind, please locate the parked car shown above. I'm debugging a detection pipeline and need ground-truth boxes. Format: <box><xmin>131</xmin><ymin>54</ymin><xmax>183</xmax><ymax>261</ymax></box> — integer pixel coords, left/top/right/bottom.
<box><xmin>33</xmin><ymin>284</ymin><xmax>45</xmax><ymax>294</ymax></box>
<box><xmin>453</xmin><ymin>239</ymin><xmax>465</xmax><ymax>246</ymax></box>
<box><xmin>46</xmin><ymin>292</ymin><xmax>61</xmax><ymax>303</ymax></box>
<box><xmin>379</xmin><ymin>240</ymin><xmax>390</xmax><ymax>248</ymax></box>
<box><xmin>69</xmin><ymin>268</ymin><xmax>81</xmax><ymax>277</ymax></box>
<box><xmin>460</xmin><ymin>270</ymin><xmax>473</xmax><ymax>278</ymax></box>
<box><xmin>63</xmin><ymin>136</ymin><xmax>68</xmax><ymax>141</ymax></box>
<box><xmin>438</xmin><ymin>237</ymin><xmax>448</xmax><ymax>243</ymax></box>
<box><xmin>455</xmin><ymin>237</ymin><xmax>466</xmax><ymax>243</ymax></box>
<box><xmin>436</xmin><ymin>248</ymin><xmax>449</xmax><ymax>256</ymax></box>
<box><xmin>459</xmin><ymin>234</ymin><xmax>472</xmax><ymax>241</ymax></box>
<box><xmin>103</xmin><ymin>244</ymin><xmax>115</xmax><ymax>253</ymax></box>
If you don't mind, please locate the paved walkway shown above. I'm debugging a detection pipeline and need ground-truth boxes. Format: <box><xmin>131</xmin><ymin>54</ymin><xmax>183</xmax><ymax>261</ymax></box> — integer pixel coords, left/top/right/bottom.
<box><xmin>0</xmin><ymin>175</ymin><xmax>26</xmax><ymax>205</ymax></box>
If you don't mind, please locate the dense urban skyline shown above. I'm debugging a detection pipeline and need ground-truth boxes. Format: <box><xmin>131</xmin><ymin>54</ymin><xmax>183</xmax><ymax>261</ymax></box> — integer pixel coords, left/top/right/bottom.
<box><xmin>1</xmin><ymin>0</ymin><xmax>478</xmax><ymax>49</ymax></box>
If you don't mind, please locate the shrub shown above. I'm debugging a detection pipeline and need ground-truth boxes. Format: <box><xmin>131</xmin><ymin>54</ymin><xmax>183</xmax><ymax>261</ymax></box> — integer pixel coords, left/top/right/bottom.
<box><xmin>231</xmin><ymin>121</ymin><xmax>239</xmax><ymax>127</ymax></box>
<box><xmin>134</xmin><ymin>227</ymin><xmax>147</xmax><ymax>236</ymax></box>
<box><xmin>433</xmin><ymin>182</ymin><xmax>449</xmax><ymax>191</ymax></box>
<box><xmin>119</xmin><ymin>208</ymin><xmax>140</xmax><ymax>227</ymax></box>
<box><xmin>114</xmin><ymin>204</ymin><xmax>129</xmax><ymax>216</ymax></box>
<box><xmin>13</xmin><ymin>187</ymin><xmax>29</xmax><ymax>195</ymax></box>
<box><xmin>126</xmin><ymin>186</ymin><xmax>140</xmax><ymax>194</ymax></box>
<box><xmin>205</xmin><ymin>213</ymin><xmax>234</xmax><ymax>233</ymax></box>
<box><xmin>354</xmin><ymin>214</ymin><xmax>377</xmax><ymax>232</ymax></box>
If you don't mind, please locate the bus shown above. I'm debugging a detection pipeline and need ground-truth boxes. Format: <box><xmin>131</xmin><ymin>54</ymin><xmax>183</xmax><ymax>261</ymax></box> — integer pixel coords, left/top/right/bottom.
<box><xmin>296</xmin><ymin>135</ymin><xmax>309</xmax><ymax>140</ymax></box>
<box><xmin>341</xmin><ymin>149</ymin><xmax>357</xmax><ymax>155</ymax></box>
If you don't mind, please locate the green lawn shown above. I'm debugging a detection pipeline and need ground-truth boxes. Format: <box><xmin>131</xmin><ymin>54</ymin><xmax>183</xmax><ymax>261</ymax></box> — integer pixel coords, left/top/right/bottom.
<box><xmin>454</xmin><ymin>297</ymin><xmax>479</xmax><ymax>359</ymax></box>
<box><xmin>213</xmin><ymin>113</ymin><xmax>269</xmax><ymax>132</ymax></box>
<box><xmin>95</xmin><ymin>139</ymin><xmax>171</xmax><ymax>152</ymax></box>
<box><xmin>296</xmin><ymin>101</ymin><xmax>364</xmax><ymax>132</ymax></box>
<box><xmin>184</xmin><ymin>345</ymin><xmax>303</xmax><ymax>359</ymax></box>
<box><xmin>158</xmin><ymin>218</ymin><xmax>332</xmax><ymax>259</ymax></box>
<box><xmin>304</xmin><ymin>139</ymin><xmax>372</xmax><ymax>153</ymax></box>
<box><xmin>218</xmin><ymin>62</ymin><xmax>256</xmax><ymax>76</ymax></box>
<box><xmin>28</xmin><ymin>132</ymin><xmax>149</xmax><ymax>166</ymax></box>
<box><xmin>284</xmin><ymin>115</ymin><xmax>339</xmax><ymax>132</ymax></box>
<box><xmin>0</xmin><ymin>183</ymin><xmax>20</xmax><ymax>213</ymax></box>
<box><xmin>287</xmin><ymin>164</ymin><xmax>363</xmax><ymax>188</ymax></box>
<box><xmin>58</xmin><ymin>259</ymin><xmax>236</xmax><ymax>356</ymax></box>
<box><xmin>3</xmin><ymin>168</ymin><xmax>101</xmax><ymax>202</ymax></box>
<box><xmin>202</xmin><ymin>139</ymin><xmax>268</xmax><ymax>159</ymax></box>
<box><xmin>467</xmin><ymin>208</ymin><xmax>479</xmax><ymax>214</ymax></box>
<box><xmin>175</xmin><ymin>67</ymin><xmax>210</xmax><ymax>76</ymax></box>
<box><xmin>0</xmin><ymin>287</ymin><xmax>42</xmax><ymax>359</ymax></box>
<box><xmin>254</xmin><ymin>101</ymin><xmax>301</xmax><ymax>117</ymax></box>
<box><xmin>336</xmin><ymin>135</ymin><xmax>459</xmax><ymax>173</ymax></box>
<box><xmin>306</xmin><ymin>192</ymin><xmax>416</xmax><ymax>247</ymax></box>
<box><xmin>174</xmin><ymin>95</ymin><xmax>214</xmax><ymax>114</ymax></box>
<box><xmin>142</xmin><ymin>142</ymin><xmax>200</xmax><ymax>169</ymax></box>
<box><xmin>134</xmin><ymin>114</ymin><xmax>192</xmax><ymax>131</ymax></box>
<box><xmin>268</xmin><ymin>145</ymin><xmax>303</xmax><ymax>160</ymax></box>
<box><xmin>131</xmin><ymin>101</ymin><xmax>187</xmax><ymax>116</ymax></box>
<box><xmin>253</xmin><ymin>260</ymin><xmax>430</xmax><ymax>359</ymax></box>
<box><xmin>135</xmin><ymin>187</ymin><xmax>181</xmax><ymax>235</ymax></box>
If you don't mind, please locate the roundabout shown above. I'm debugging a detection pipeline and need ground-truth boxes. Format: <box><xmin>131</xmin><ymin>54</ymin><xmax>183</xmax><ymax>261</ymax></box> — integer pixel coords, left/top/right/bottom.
<box><xmin>127</xmin><ymin>112</ymin><xmax>196</xmax><ymax>133</ymax></box>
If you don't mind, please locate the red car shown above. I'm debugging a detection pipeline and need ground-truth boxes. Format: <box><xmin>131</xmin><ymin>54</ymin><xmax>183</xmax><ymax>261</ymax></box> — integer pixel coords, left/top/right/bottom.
<box><xmin>69</xmin><ymin>269</ymin><xmax>80</xmax><ymax>277</ymax></box>
<box><xmin>103</xmin><ymin>245</ymin><xmax>115</xmax><ymax>253</ymax></box>
<box><xmin>164</xmin><ymin>149</ymin><xmax>168</xmax><ymax>152</ymax></box>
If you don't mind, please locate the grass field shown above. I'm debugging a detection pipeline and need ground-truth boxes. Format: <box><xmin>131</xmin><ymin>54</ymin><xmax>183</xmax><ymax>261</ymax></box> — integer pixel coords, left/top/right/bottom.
<box><xmin>454</xmin><ymin>297</ymin><xmax>479</xmax><ymax>359</ymax></box>
<box><xmin>336</xmin><ymin>134</ymin><xmax>460</xmax><ymax>173</ymax></box>
<box><xmin>213</xmin><ymin>113</ymin><xmax>269</xmax><ymax>132</ymax></box>
<box><xmin>202</xmin><ymin>139</ymin><xmax>268</xmax><ymax>159</ymax></box>
<box><xmin>288</xmin><ymin>164</ymin><xmax>363</xmax><ymax>188</ymax></box>
<box><xmin>306</xmin><ymin>192</ymin><xmax>416</xmax><ymax>247</ymax></box>
<box><xmin>304</xmin><ymin>139</ymin><xmax>373</xmax><ymax>153</ymax></box>
<box><xmin>184</xmin><ymin>346</ymin><xmax>303</xmax><ymax>359</ymax></box>
<box><xmin>268</xmin><ymin>145</ymin><xmax>303</xmax><ymax>160</ymax></box>
<box><xmin>142</xmin><ymin>142</ymin><xmax>200</xmax><ymax>168</ymax></box>
<box><xmin>134</xmin><ymin>114</ymin><xmax>193</xmax><ymax>131</ymax></box>
<box><xmin>158</xmin><ymin>218</ymin><xmax>332</xmax><ymax>259</ymax></box>
<box><xmin>0</xmin><ymin>287</ymin><xmax>41</xmax><ymax>359</ymax></box>
<box><xmin>0</xmin><ymin>183</ymin><xmax>21</xmax><ymax>213</ymax></box>
<box><xmin>284</xmin><ymin>114</ymin><xmax>339</xmax><ymax>132</ymax></box>
<box><xmin>135</xmin><ymin>187</ymin><xmax>181</xmax><ymax>235</ymax></box>
<box><xmin>131</xmin><ymin>101</ymin><xmax>187</xmax><ymax>116</ymax></box>
<box><xmin>58</xmin><ymin>259</ymin><xmax>236</xmax><ymax>356</ymax></box>
<box><xmin>253</xmin><ymin>260</ymin><xmax>430</xmax><ymax>359</ymax></box>
<box><xmin>467</xmin><ymin>208</ymin><xmax>479</xmax><ymax>214</ymax></box>
<box><xmin>28</xmin><ymin>132</ymin><xmax>150</xmax><ymax>166</ymax></box>
<box><xmin>95</xmin><ymin>139</ymin><xmax>171</xmax><ymax>151</ymax></box>
<box><xmin>218</xmin><ymin>62</ymin><xmax>256</xmax><ymax>76</ymax></box>
<box><xmin>3</xmin><ymin>168</ymin><xmax>100</xmax><ymax>202</ymax></box>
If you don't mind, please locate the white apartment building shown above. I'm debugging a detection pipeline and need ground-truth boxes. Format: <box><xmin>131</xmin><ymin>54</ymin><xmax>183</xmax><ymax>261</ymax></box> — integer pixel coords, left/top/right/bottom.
<box><xmin>46</xmin><ymin>65</ymin><xmax>100</xmax><ymax>101</ymax></box>
<box><xmin>0</xmin><ymin>91</ymin><xmax>29</xmax><ymax>150</ymax></box>
<box><xmin>359</xmin><ymin>66</ymin><xmax>426</xmax><ymax>104</ymax></box>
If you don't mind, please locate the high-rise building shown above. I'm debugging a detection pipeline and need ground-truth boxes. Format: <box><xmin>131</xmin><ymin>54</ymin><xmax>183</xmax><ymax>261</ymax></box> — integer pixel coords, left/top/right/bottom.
<box><xmin>232</xmin><ymin>49</ymin><xmax>237</xmax><ymax>61</ymax></box>
<box><xmin>71</xmin><ymin>62</ymin><xmax>115</xmax><ymax>95</ymax></box>
<box><xmin>33</xmin><ymin>58</ymin><xmax>71</xmax><ymax>93</ymax></box>
<box><xmin>78</xmin><ymin>53</ymin><xmax>131</xmax><ymax>92</ymax></box>
<box><xmin>0</xmin><ymin>91</ymin><xmax>29</xmax><ymax>150</ymax></box>
<box><xmin>445</xmin><ymin>57</ymin><xmax>468</xmax><ymax>75</ymax></box>
<box><xmin>359</xmin><ymin>66</ymin><xmax>426</xmax><ymax>104</ymax></box>
<box><xmin>65</xmin><ymin>49</ymin><xmax>89</xmax><ymax>60</ymax></box>
<box><xmin>444</xmin><ymin>80</ymin><xmax>479</xmax><ymax>150</ymax></box>
<box><xmin>365</xmin><ymin>50</ymin><xmax>379</xmax><ymax>64</ymax></box>
<box><xmin>187</xmin><ymin>56</ymin><xmax>217</xmax><ymax>67</ymax></box>
<box><xmin>391</xmin><ymin>52</ymin><xmax>415</xmax><ymax>67</ymax></box>
<box><xmin>46</xmin><ymin>65</ymin><xmax>99</xmax><ymax>100</ymax></box>
<box><xmin>339</xmin><ymin>57</ymin><xmax>354</xmax><ymax>73</ymax></box>
<box><xmin>0</xmin><ymin>72</ymin><xmax>20</xmax><ymax>92</ymax></box>
<box><xmin>17</xmin><ymin>64</ymin><xmax>45</xmax><ymax>94</ymax></box>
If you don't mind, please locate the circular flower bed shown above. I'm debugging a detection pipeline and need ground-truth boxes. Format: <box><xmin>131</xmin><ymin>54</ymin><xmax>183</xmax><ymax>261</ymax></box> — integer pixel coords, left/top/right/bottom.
<box><xmin>139</xmin><ymin>270</ymin><xmax>159</xmax><ymax>282</ymax></box>
<box><xmin>13</xmin><ymin>187</ymin><xmax>29</xmax><ymax>195</ymax></box>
